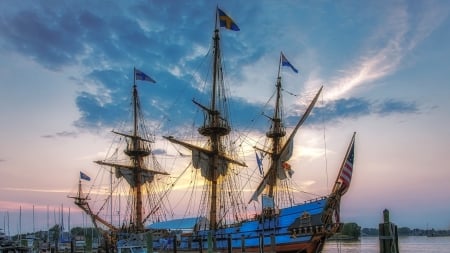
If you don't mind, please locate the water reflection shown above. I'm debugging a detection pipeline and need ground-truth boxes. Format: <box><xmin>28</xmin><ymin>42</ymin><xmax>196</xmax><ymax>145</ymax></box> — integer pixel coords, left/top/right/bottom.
<box><xmin>323</xmin><ymin>236</ymin><xmax>450</xmax><ymax>253</ymax></box>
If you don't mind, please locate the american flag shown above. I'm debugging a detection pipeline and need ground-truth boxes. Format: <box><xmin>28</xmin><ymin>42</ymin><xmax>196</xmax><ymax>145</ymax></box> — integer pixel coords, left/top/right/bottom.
<box><xmin>339</xmin><ymin>140</ymin><xmax>354</xmax><ymax>194</ymax></box>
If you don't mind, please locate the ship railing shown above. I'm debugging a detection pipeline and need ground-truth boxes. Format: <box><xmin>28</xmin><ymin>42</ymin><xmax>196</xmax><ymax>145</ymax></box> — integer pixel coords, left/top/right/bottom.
<box><xmin>290</xmin><ymin>223</ymin><xmax>342</xmax><ymax>238</ymax></box>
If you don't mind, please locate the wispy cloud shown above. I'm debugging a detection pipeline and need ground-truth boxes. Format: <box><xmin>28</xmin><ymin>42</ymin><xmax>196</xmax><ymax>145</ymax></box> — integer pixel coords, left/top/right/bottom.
<box><xmin>1</xmin><ymin>187</ymin><xmax>70</xmax><ymax>194</ymax></box>
<box><xmin>41</xmin><ymin>131</ymin><xmax>78</xmax><ymax>139</ymax></box>
<box><xmin>325</xmin><ymin>2</ymin><xmax>447</xmax><ymax>100</ymax></box>
<box><xmin>287</xmin><ymin>97</ymin><xmax>419</xmax><ymax>126</ymax></box>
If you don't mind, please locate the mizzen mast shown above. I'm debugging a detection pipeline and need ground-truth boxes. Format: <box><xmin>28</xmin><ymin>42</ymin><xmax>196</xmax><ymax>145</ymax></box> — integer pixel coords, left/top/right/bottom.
<box><xmin>266</xmin><ymin>55</ymin><xmax>287</xmax><ymax>198</ymax></box>
<box><xmin>249</xmin><ymin>53</ymin><xmax>323</xmax><ymax>208</ymax></box>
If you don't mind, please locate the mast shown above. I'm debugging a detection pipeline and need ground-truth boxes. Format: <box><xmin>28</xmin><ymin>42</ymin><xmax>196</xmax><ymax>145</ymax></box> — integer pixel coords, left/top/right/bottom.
<box><xmin>266</xmin><ymin>55</ymin><xmax>287</xmax><ymax>198</ymax></box>
<box><xmin>197</xmin><ymin>24</ymin><xmax>229</xmax><ymax>233</ymax></box>
<box><xmin>164</xmin><ymin>8</ymin><xmax>246</xmax><ymax>232</ymax></box>
<box><xmin>71</xmin><ymin>68</ymin><xmax>167</xmax><ymax>234</ymax></box>
<box><xmin>249</xmin><ymin>53</ymin><xmax>323</xmax><ymax>205</ymax></box>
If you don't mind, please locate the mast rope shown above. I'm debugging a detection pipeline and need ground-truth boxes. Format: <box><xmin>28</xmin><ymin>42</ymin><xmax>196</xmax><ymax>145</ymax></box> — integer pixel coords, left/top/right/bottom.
<box><xmin>281</xmin><ymin>87</ymin><xmax>299</xmax><ymax>97</ymax></box>
<box><xmin>320</xmin><ymin>87</ymin><xmax>330</xmax><ymax>192</ymax></box>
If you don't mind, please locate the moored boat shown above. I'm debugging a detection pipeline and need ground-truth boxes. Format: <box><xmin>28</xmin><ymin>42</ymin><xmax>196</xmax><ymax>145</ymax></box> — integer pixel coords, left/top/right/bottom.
<box><xmin>71</xmin><ymin>7</ymin><xmax>357</xmax><ymax>253</ymax></box>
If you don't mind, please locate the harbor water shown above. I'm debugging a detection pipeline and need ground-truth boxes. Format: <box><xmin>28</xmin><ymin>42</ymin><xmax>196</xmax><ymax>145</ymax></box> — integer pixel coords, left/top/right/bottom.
<box><xmin>323</xmin><ymin>236</ymin><xmax>450</xmax><ymax>253</ymax></box>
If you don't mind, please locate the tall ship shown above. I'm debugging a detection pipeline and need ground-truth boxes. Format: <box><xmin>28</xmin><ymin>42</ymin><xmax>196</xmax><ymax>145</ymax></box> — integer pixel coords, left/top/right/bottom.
<box><xmin>158</xmin><ymin>7</ymin><xmax>357</xmax><ymax>253</ymax></box>
<box><xmin>71</xmin><ymin>7</ymin><xmax>356</xmax><ymax>253</ymax></box>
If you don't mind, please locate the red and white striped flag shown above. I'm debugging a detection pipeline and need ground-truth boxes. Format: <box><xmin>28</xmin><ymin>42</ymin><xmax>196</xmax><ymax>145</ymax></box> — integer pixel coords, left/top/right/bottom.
<box><xmin>339</xmin><ymin>141</ymin><xmax>354</xmax><ymax>194</ymax></box>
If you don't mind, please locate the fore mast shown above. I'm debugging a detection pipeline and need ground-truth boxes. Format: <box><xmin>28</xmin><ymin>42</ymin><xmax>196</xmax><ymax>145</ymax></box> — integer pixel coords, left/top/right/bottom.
<box><xmin>73</xmin><ymin>68</ymin><xmax>168</xmax><ymax>233</ymax></box>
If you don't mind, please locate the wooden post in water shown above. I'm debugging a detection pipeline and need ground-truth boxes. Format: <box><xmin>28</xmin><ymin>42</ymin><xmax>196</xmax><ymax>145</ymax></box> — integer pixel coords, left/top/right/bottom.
<box><xmin>207</xmin><ymin>231</ymin><xmax>213</xmax><ymax>253</ymax></box>
<box><xmin>173</xmin><ymin>234</ymin><xmax>177</xmax><ymax>253</ymax></box>
<box><xmin>227</xmin><ymin>234</ymin><xmax>231</xmax><ymax>253</ymax></box>
<box><xmin>379</xmin><ymin>209</ymin><xmax>399</xmax><ymax>253</ymax></box>
<box><xmin>146</xmin><ymin>232</ymin><xmax>153</xmax><ymax>253</ymax></box>
<box><xmin>241</xmin><ymin>235</ymin><xmax>245</xmax><ymax>252</ymax></box>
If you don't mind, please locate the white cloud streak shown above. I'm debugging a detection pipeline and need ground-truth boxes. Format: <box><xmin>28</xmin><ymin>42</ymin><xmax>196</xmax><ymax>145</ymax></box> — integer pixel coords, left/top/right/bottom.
<box><xmin>326</xmin><ymin>2</ymin><xmax>448</xmax><ymax>101</ymax></box>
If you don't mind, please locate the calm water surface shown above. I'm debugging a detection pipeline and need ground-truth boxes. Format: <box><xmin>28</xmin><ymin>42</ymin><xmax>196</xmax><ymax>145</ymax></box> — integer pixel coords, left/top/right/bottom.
<box><xmin>323</xmin><ymin>236</ymin><xmax>450</xmax><ymax>253</ymax></box>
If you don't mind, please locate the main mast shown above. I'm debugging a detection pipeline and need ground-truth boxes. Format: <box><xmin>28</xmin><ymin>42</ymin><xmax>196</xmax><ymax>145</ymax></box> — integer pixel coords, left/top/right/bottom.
<box><xmin>164</xmin><ymin>8</ymin><xmax>246</xmax><ymax>232</ymax></box>
<box><xmin>197</xmin><ymin>27</ymin><xmax>230</xmax><ymax>232</ymax></box>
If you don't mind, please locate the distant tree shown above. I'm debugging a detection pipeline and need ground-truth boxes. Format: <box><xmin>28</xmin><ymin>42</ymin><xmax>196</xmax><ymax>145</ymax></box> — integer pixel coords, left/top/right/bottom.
<box><xmin>398</xmin><ymin>227</ymin><xmax>411</xmax><ymax>236</ymax></box>
<box><xmin>70</xmin><ymin>227</ymin><xmax>100</xmax><ymax>238</ymax></box>
<box><xmin>49</xmin><ymin>224</ymin><xmax>61</xmax><ymax>241</ymax></box>
<box><xmin>341</xmin><ymin>222</ymin><xmax>361</xmax><ymax>239</ymax></box>
<box><xmin>71</xmin><ymin>227</ymin><xmax>88</xmax><ymax>237</ymax></box>
<box><xmin>362</xmin><ymin>227</ymin><xmax>379</xmax><ymax>236</ymax></box>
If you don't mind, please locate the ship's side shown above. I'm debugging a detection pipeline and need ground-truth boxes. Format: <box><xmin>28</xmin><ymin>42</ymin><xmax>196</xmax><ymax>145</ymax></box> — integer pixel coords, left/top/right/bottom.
<box><xmin>147</xmin><ymin>196</ymin><xmax>343</xmax><ymax>253</ymax></box>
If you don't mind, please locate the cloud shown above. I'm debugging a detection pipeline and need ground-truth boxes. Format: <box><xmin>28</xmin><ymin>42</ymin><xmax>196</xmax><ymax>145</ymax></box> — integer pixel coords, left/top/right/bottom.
<box><xmin>152</xmin><ymin>149</ymin><xmax>167</xmax><ymax>155</ymax></box>
<box><xmin>287</xmin><ymin>97</ymin><xmax>420</xmax><ymax>126</ymax></box>
<box><xmin>325</xmin><ymin>2</ymin><xmax>448</xmax><ymax>101</ymax></box>
<box><xmin>41</xmin><ymin>131</ymin><xmax>79</xmax><ymax>139</ymax></box>
<box><xmin>375</xmin><ymin>99</ymin><xmax>419</xmax><ymax>115</ymax></box>
<box><xmin>74</xmin><ymin>90</ymin><xmax>128</xmax><ymax>129</ymax></box>
<box><xmin>0</xmin><ymin>8</ymin><xmax>85</xmax><ymax>70</ymax></box>
<box><xmin>0</xmin><ymin>2</ymin><xmax>439</xmax><ymax>135</ymax></box>
<box><xmin>1</xmin><ymin>187</ymin><xmax>69</xmax><ymax>194</ymax></box>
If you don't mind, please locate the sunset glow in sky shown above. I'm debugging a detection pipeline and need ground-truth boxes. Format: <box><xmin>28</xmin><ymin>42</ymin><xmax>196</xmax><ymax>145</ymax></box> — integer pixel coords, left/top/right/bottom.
<box><xmin>1</xmin><ymin>1</ymin><xmax>450</xmax><ymax>235</ymax></box>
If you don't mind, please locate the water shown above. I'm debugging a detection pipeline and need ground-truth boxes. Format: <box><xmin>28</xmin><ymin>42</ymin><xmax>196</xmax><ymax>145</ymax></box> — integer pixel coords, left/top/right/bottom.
<box><xmin>323</xmin><ymin>236</ymin><xmax>450</xmax><ymax>253</ymax></box>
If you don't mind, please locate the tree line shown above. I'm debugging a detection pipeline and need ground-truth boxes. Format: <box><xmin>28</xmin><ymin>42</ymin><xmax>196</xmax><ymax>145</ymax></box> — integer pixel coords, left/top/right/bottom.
<box><xmin>337</xmin><ymin>223</ymin><xmax>450</xmax><ymax>238</ymax></box>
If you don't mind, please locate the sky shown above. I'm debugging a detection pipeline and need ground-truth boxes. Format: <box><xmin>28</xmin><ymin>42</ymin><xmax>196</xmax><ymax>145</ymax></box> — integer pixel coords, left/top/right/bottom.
<box><xmin>1</xmin><ymin>0</ymin><xmax>450</xmax><ymax>235</ymax></box>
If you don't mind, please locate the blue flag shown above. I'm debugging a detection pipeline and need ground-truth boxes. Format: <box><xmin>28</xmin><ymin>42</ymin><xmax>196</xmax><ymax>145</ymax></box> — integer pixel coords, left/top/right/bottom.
<box><xmin>217</xmin><ymin>8</ymin><xmax>240</xmax><ymax>31</ymax></box>
<box><xmin>135</xmin><ymin>68</ymin><xmax>156</xmax><ymax>83</ymax></box>
<box><xmin>80</xmin><ymin>171</ymin><xmax>91</xmax><ymax>181</ymax></box>
<box><xmin>281</xmin><ymin>53</ymin><xmax>299</xmax><ymax>73</ymax></box>
<box><xmin>255</xmin><ymin>152</ymin><xmax>263</xmax><ymax>175</ymax></box>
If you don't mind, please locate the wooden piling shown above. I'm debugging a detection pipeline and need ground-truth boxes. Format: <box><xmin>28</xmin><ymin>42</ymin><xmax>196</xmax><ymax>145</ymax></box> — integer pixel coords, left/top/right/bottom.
<box><xmin>146</xmin><ymin>232</ymin><xmax>153</xmax><ymax>253</ymax></box>
<box><xmin>379</xmin><ymin>209</ymin><xmax>399</xmax><ymax>253</ymax></box>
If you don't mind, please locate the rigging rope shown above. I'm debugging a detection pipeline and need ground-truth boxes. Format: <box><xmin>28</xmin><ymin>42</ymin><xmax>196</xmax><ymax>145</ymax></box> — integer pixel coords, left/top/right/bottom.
<box><xmin>320</xmin><ymin>87</ymin><xmax>329</xmax><ymax>192</ymax></box>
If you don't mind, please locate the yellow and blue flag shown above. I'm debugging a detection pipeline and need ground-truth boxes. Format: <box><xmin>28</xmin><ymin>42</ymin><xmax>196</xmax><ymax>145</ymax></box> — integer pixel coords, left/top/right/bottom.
<box><xmin>281</xmin><ymin>52</ymin><xmax>299</xmax><ymax>73</ymax></box>
<box><xmin>217</xmin><ymin>8</ymin><xmax>240</xmax><ymax>31</ymax></box>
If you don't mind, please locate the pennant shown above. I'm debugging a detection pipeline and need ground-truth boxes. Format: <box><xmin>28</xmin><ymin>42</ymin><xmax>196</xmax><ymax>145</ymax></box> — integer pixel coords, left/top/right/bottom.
<box><xmin>255</xmin><ymin>152</ymin><xmax>263</xmax><ymax>175</ymax></box>
<box><xmin>281</xmin><ymin>52</ymin><xmax>299</xmax><ymax>73</ymax></box>
<box><xmin>80</xmin><ymin>171</ymin><xmax>91</xmax><ymax>181</ymax></box>
<box><xmin>217</xmin><ymin>8</ymin><xmax>240</xmax><ymax>31</ymax></box>
<box><xmin>135</xmin><ymin>68</ymin><xmax>156</xmax><ymax>83</ymax></box>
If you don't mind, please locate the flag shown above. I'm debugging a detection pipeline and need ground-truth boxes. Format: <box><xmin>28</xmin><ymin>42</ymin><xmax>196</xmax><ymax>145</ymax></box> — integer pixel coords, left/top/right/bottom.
<box><xmin>339</xmin><ymin>141</ymin><xmax>354</xmax><ymax>194</ymax></box>
<box><xmin>80</xmin><ymin>171</ymin><xmax>91</xmax><ymax>181</ymax></box>
<box><xmin>135</xmin><ymin>68</ymin><xmax>156</xmax><ymax>83</ymax></box>
<box><xmin>217</xmin><ymin>8</ymin><xmax>240</xmax><ymax>31</ymax></box>
<box><xmin>281</xmin><ymin>52</ymin><xmax>299</xmax><ymax>73</ymax></box>
<box><xmin>255</xmin><ymin>152</ymin><xmax>263</xmax><ymax>175</ymax></box>
<box><xmin>282</xmin><ymin>161</ymin><xmax>294</xmax><ymax>178</ymax></box>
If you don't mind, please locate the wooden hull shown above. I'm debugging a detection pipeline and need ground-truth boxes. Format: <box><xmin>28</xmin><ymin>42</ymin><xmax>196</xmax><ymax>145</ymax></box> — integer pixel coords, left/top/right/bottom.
<box><xmin>146</xmin><ymin>197</ymin><xmax>342</xmax><ymax>253</ymax></box>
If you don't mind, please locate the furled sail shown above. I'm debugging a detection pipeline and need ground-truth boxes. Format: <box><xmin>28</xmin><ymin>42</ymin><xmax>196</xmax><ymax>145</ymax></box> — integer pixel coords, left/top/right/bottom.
<box><xmin>192</xmin><ymin>149</ymin><xmax>229</xmax><ymax>180</ymax></box>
